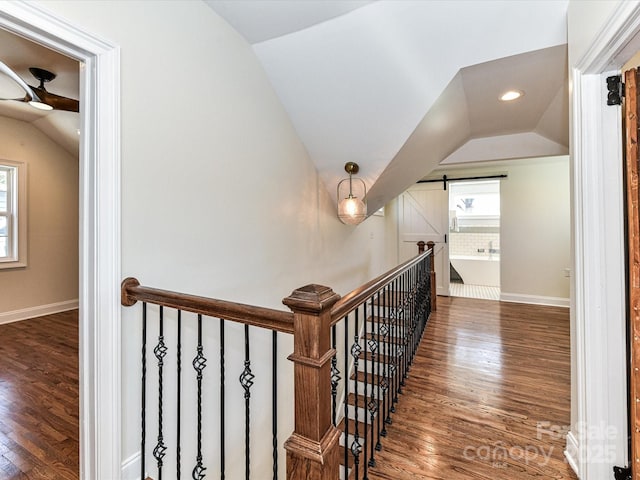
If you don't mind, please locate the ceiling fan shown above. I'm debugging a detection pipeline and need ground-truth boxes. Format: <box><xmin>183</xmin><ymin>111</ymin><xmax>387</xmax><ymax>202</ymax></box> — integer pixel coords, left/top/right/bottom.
<box><xmin>0</xmin><ymin>61</ymin><xmax>79</xmax><ymax>113</ymax></box>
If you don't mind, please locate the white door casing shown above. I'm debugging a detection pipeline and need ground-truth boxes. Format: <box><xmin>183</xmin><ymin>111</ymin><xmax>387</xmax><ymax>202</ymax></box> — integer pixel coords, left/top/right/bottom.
<box><xmin>398</xmin><ymin>183</ymin><xmax>450</xmax><ymax>296</ymax></box>
<box><xmin>0</xmin><ymin>2</ymin><xmax>122</xmax><ymax>479</ymax></box>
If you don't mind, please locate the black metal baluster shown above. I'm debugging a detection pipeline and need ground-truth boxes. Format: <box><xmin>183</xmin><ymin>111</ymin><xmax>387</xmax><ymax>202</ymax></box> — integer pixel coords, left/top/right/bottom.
<box><xmin>363</xmin><ymin>302</ymin><xmax>369</xmax><ymax>480</ymax></box>
<box><xmin>343</xmin><ymin>315</ymin><xmax>349</xmax><ymax>480</ymax></box>
<box><xmin>220</xmin><ymin>319</ymin><xmax>226</xmax><ymax>480</ymax></box>
<box><xmin>376</xmin><ymin>287</ymin><xmax>390</xmax><ymax>444</ymax></box>
<box><xmin>351</xmin><ymin>309</ymin><xmax>362</xmax><ymax>478</ymax></box>
<box><xmin>153</xmin><ymin>306</ymin><xmax>168</xmax><ymax>480</ymax></box>
<box><xmin>399</xmin><ymin>273</ymin><xmax>406</xmax><ymax>390</ymax></box>
<box><xmin>331</xmin><ymin>325</ymin><xmax>340</xmax><ymax>427</ymax></box>
<box><xmin>403</xmin><ymin>271</ymin><xmax>410</xmax><ymax>383</ymax></box>
<box><xmin>177</xmin><ymin>310</ymin><xmax>182</xmax><ymax>480</ymax></box>
<box><xmin>382</xmin><ymin>286</ymin><xmax>391</xmax><ymax>434</ymax></box>
<box><xmin>367</xmin><ymin>296</ymin><xmax>378</xmax><ymax>468</ymax></box>
<box><xmin>272</xmin><ymin>330</ymin><xmax>278</xmax><ymax>480</ymax></box>
<box><xmin>192</xmin><ymin>314</ymin><xmax>207</xmax><ymax>480</ymax></box>
<box><xmin>376</xmin><ymin>289</ymin><xmax>385</xmax><ymax>447</ymax></box>
<box><xmin>392</xmin><ymin>278</ymin><xmax>399</xmax><ymax>410</ymax></box>
<box><xmin>141</xmin><ymin>302</ymin><xmax>147</xmax><ymax>480</ymax></box>
<box><xmin>239</xmin><ymin>324</ymin><xmax>255</xmax><ymax>480</ymax></box>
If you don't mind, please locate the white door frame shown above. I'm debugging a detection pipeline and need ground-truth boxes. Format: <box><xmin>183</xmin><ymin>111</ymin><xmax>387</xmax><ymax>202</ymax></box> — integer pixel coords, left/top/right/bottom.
<box><xmin>569</xmin><ymin>3</ymin><xmax>640</xmax><ymax>479</ymax></box>
<box><xmin>0</xmin><ymin>2</ymin><xmax>121</xmax><ymax>478</ymax></box>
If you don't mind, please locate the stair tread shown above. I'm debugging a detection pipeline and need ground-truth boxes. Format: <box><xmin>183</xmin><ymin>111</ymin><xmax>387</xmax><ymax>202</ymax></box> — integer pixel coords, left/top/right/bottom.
<box><xmin>346</xmin><ymin>392</ymin><xmax>381</xmax><ymax>407</ymax></box>
<box><xmin>350</xmin><ymin>370</ymin><xmax>387</xmax><ymax>384</ymax></box>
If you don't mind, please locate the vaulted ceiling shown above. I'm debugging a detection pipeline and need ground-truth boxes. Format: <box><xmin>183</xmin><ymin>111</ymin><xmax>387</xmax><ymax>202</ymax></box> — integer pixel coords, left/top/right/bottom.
<box><xmin>0</xmin><ymin>1</ymin><xmax>569</xmax><ymax>210</ymax></box>
<box><xmin>207</xmin><ymin>0</ymin><xmax>569</xmax><ymax>213</ymax></box>
<box><xmin>0</xmin><ymin>28</ymin><xmax>79</xmax><ymax>157</ymax></box>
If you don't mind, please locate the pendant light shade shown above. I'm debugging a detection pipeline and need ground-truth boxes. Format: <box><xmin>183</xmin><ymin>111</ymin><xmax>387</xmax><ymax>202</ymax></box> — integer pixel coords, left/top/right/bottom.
<box><xmin>337</xmin><ymin>162</ymin><xmax>367</xmax><ymax>225</ymax></box>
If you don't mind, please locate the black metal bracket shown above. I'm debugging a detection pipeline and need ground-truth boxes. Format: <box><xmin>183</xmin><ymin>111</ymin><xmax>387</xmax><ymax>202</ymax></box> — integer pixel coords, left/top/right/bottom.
<box><xmin>607</xmin><ymin>75</ymin><xmax>624</xmax><ymax>106</ymax></box>
<box><xmin>614</xmin><ymin>465</ymin><xmax>631</xmax><ymax>480</ymax></box>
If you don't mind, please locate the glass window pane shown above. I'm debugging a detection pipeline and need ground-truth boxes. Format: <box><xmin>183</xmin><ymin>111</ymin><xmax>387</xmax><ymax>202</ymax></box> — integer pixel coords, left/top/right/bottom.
<box><xmin>0</xmin><ymin>170</ymin><xmax>6</xmax><ymax>213</ymax></box>
<box><xmin>0</xmin><ymin>216</ymin><xmax>6</xmax><ymax>258</ymax></box>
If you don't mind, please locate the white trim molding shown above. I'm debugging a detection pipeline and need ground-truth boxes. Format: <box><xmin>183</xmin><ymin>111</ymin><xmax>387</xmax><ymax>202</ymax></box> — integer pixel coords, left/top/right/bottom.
<box><xmin>565</xmin><ymin>431</ymin><xmax>580</xmax><ymax>475</ymax></box>
<box><xmin>121</xmin><ymin>452</ymin><xmax>141</xmax><ymax>480</ymax></box>
<box><xmin>0</xmin><ymin>3</ymin><xmax>122</xmax><ymax>479</ymax></box>
<box><xmin>0</xmin><ymin>299</ymin><xmax>79</xmax><ymax>325</ymax></box>
<box><xmin>500</xmin><ymin>292</ymin><xmax>569</xmax><ymax>308</ymax></box>
<box><xmin>570</xmin><ymin>3</ymin><xmax>640</xmax><ymax>478</ymax></box>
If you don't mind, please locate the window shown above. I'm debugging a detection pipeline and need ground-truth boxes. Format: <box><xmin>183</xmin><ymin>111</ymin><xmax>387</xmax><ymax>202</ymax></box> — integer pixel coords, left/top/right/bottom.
<box><xmin>0</xmin><ymin>161</ymin><xmax>27</xmax><ymax>268</ymax></box>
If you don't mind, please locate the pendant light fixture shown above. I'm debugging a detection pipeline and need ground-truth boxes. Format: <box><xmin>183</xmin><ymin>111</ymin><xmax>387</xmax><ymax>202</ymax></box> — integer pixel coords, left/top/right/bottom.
<box><xmin>337</xmin><ymin>162</ymin><xmax>367</xmax><ymax>225</ymax></box>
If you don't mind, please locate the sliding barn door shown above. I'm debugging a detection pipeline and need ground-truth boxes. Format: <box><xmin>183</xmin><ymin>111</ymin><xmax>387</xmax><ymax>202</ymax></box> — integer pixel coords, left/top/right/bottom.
<box><xmin>625</xmin><ymin>67</ymin><xmax>640</xmax><ymax>478</ymax></box>
<box><xmin>398</xmin><ymin>183</ymin><xmax>450</xmax><ymax>296</ymax></box>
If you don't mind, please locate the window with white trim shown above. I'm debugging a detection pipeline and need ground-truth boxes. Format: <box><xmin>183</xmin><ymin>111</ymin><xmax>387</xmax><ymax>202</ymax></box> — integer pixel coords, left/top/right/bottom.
<box><xmin>0</xmin><ymin>161</ymin><xmax>27</xmax><ymax>268</ymax></box>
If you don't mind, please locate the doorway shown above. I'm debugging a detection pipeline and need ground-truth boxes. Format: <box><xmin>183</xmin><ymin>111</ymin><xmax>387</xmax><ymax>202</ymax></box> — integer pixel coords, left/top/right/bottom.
<box><xmin>448</xmin><ymin>180</ymin><xmax>501</xmax><ymax>300</ymax></box>
<box><xmin>0</xmin><ymin>4</ymin><xmax>121</xmax><ymax>478</ymax></box>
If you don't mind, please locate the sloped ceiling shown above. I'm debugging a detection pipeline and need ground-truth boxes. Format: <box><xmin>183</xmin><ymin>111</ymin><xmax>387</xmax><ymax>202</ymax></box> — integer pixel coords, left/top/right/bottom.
<box><xmin>207</xmin><ymin>0</ymin><xmax>569</xmax><ymax>214</ymax></box>
<box><xmin>0</xmin><ymin>28</ymin><xmax>79</xmax><ymax>157</ymax></box>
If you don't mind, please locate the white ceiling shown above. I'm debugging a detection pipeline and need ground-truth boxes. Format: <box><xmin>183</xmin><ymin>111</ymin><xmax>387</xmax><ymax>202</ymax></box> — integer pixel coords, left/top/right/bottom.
<box><xmin>0</xmin><ymin>28</ymin><xmax>79</xmax><ymax>157</ymax></box>
<box><xmin>0</xmin><ymin>1</ymin><xmax>569</xmax><ymax>210</ymax></box>
<box><xmin>207</xmin><ymin>0</ymin><xmax>569</xmax><ymax>213</ymax></box>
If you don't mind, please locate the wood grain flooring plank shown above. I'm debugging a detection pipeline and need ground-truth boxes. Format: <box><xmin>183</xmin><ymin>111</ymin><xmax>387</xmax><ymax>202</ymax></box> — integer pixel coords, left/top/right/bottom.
<box><xmin>0</xmin><ymin>311</ymin><xmax>79</xmax><ymax>479</ymax></box>
<box><xmin>367</xmin><ymin>296</ymin><xmax>577</xmax><ymax>480</ymax></box>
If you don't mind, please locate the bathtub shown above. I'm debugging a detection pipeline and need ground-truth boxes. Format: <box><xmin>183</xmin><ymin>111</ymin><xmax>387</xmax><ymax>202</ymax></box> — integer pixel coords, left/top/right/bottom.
<box><xmin>450</xmin><ymin>255</ymin><xmax>500</xmax><ymax>287</ymax></box>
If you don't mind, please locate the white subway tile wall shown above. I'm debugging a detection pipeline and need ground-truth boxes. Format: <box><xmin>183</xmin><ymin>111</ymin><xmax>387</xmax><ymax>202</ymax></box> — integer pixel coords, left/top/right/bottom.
<box><xmin>449</xmin><ymin>232</ymin><xmax>500</xmax><ymax>257</ymax></box>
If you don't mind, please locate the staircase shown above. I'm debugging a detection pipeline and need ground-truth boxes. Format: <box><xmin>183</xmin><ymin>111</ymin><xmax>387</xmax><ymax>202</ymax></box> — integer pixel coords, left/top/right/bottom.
<box><xmin>121</xmin><ymin>241</ymin><xmax>435</xmax><ymax>480</ymax></box>
<box><xmin>338</xmin><ymin>305</ymin><xmax>418</xmax><ymax>480</ymax></box>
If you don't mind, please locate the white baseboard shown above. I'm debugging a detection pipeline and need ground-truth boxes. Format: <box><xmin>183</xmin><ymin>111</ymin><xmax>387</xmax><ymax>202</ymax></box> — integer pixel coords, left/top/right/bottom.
<box><xmin>500</xmin><ymin>292</ymin><xmax>570</xmax><ymax>308</ymax></box>
<box><xmin>564</xmin><ymin>431</ymin><xmax>580</xmax><ymax>478</ymax></box>
<box><xmin>0</xmin><ymin>299</ymin><xmax>79</xmax><ymax>325</ymax></box>
<box><xmin>121</xmin><ymin>452</ymin><xmax>141</xmax><ymax>480</ymax></box>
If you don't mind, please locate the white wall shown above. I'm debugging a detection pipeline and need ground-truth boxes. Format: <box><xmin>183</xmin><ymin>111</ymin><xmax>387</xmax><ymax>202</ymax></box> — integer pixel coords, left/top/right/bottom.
<box><xmin>415</xmin><ymin>156</ymin><xmax>570</xmax><ymax>304</ymax></box>
<box><xmin>0</xmin><ymin>115</ymin><xmax>78</xmax><ymax>318</ymax></box>
<box><xmin>35</xmin><ymin>1</ymin><xmax>391</xmax><ymax>478</ymax></box>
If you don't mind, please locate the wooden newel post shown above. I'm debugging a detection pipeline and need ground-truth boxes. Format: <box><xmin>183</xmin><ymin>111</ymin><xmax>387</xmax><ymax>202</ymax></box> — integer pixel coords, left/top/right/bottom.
<box><xmin>417</xmin><ymin>240</ymin><xmax>426</xmax><ymax>254</ymax></box>
<box><xmin>426</xmin><ymin>241</ymin><xmax>437</xmax><ymax>311</ymax></box>
<box><xmin>282</xmin><ymin>284</ymin><xmax>342</xmax><ymax>480</ymax></box>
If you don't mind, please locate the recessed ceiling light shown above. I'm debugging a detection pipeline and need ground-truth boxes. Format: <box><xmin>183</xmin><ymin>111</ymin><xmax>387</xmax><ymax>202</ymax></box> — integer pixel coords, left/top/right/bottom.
<box><xmin>500</xmin><ymin>90</ymin><xmax>524</xmax><ymax>102</ymax></box>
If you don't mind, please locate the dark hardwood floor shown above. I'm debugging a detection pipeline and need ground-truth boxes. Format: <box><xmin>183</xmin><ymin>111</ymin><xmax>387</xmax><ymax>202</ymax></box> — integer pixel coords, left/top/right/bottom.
<box><xmin>0</xmin><ymin>311</ymin><xmax>79</xmax><ymax>480</ymax></box>
<box><xmin>0</xmin><ymin>300</ymin><xmax>576</xmax><ymax>479</ymax></box>
<box><xmin>368</xmin><ymin>296</ymin><xmax>577</xmax><ymax>480</ymax></box>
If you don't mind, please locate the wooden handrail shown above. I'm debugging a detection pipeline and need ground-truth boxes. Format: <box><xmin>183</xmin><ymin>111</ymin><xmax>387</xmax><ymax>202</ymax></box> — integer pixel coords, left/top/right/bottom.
<box><xmin>121</xmin><ymin>277</ymin><xmax>295</xmax><ymax>334</ymax></box>
<box><xmin>330</xmin><ymin>247</ymin><xmax>433</xmax><ymax>323</ymax></box>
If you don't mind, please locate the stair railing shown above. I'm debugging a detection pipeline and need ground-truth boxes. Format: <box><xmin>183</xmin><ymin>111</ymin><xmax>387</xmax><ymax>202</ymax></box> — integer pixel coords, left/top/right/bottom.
<box><xmin>121</xmin><ymin>241</ymin><xmax>434</xmax><ymax>480</ymax></box>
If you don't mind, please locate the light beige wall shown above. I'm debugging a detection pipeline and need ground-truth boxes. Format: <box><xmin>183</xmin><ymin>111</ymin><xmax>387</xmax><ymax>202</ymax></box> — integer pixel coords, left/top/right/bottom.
<box><xmin>500</xmin><ymin>156</ymin><xmax>570</xmax><ymax>300</ymax></box>
<box><xmin>0</xmin><ymin>116</ymin><xmax>78</xmax><ymax>313</ymax></box>
<box><xmin>36</xmin><ymin>1</ymin><xmax>390</xmax><ymax>476</ymax></box>
<box><xmin>423</xmin><ymin>156</ymin><xmax>571</xmax><ymax>301</ymax></box>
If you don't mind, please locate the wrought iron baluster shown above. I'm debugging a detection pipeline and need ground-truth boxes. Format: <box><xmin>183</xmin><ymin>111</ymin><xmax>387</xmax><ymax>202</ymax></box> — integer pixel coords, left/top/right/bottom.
<box><xmin>239</xmin><ymin>324</ymin><xmax>255</xmax><ymax>480</ymax></box>
<box><xmin>381</xmin><ymin>286</ymin><xmax>391</xmax><ymax>432</ymax></box>
<box><xmin>367</xmin><ymin>295</ymin><xmax>378</xmax><ymax>468</ymax></box>
<box><xmin>220</xmin><ymin>319</ymin><xmax>226</xmax><ymax>480</ymax></box>
<box><xmin>272</xmin><ymin>330</ymin><xmax>278</xmax><ymax>480</ymax></box>
<box><xmin>351</xmin><ymin>308</ymin><xmax>362</xmax><ymax>479</ymax></box>
<box><xmin>343</xmin><ymin>315</ymin><xmax>349</xmax><ymax>480</ymax></box>
<box><xmin>391</xmin><ymin>278</ymin><xmax>400</xmax><ymax>409</ymax></box>
<box><xmin>400</xmin><ymin>271</ymin><xmax>407</xmax><ymax>383</ymax></box>
<box><xmin>177</xmin><ymin>310</ymin><xmax>182</xmax><ymax>480</ymax></box>
<box><xmin>153</xmin><ymin>306</ymin><xmax>168</xmax><ymax>479</ymax></box>
<box><xmin>141</xmin><ymin>302</ymin><xmax>147</xmax><ymax>480</ymax></box>
<box><xmin>363</xmin><ymin>302</ymin><xmax>369</xmax><ymax>480</ymax></box>
<box><xmin>192</xmin><ymin>314</ymin><xmax>207</xmax><ymax>480</ymax></box>
<box><xmin>331</xmin><ymin>325</ymin><xmax>340</xmax><ymax>427</ymax></box>
<box><xmin>376</xmin><ymin>289</ymin><xmax>385</xmax><ymax>448</ymax></box>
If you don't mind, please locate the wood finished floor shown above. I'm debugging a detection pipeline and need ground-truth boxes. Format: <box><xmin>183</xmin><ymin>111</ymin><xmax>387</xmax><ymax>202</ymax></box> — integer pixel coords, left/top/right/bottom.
<box><xmin>0</xmin><ymin>311</ymin><xmax>79</xmax><ymax>480</ymax></box>
<box><xmin>368</xmin><ymin>296</ymin><xmax>577</xmax><ymax>480</ymax></box>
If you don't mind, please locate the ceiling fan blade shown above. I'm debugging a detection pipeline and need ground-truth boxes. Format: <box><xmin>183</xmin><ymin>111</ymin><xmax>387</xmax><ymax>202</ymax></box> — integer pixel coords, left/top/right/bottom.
<box><xmin>30</xmin><ymin>86</ymin><xmax>79</xmax><ymax>112</ymax></box>
<box><xmin>0</xmin><ymin>60</ymin><xmax>40</xmax><ymax>102</ymax></box>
